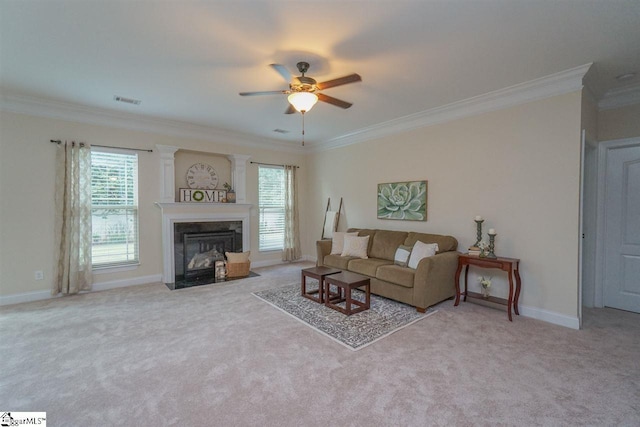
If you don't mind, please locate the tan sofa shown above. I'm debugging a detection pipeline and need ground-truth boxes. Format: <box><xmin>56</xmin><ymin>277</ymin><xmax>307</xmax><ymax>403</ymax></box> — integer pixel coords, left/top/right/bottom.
<box><xmin>316</xmin><ymin>229</ymin><xmax>460</xmax><ymax>312</ymax></box>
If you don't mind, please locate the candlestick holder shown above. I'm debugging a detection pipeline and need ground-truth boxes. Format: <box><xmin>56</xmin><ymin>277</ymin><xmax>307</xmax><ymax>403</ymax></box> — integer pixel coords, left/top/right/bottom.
<box><xmin>486</xmin><ymin>232</ymin><xmax>497</xmax><ymax>259</ymax></box>
<box><xmin>474</xmin><ymin>220</ymin><xmax>484</xmax><ymax>247</ymax></box>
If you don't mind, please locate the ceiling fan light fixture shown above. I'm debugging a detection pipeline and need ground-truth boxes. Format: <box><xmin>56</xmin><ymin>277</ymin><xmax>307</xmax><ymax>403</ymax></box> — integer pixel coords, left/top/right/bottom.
<box><xmin>288</xmin><ymin>92</ymin><xmax>318</xmax><ymax>113</ymax></box>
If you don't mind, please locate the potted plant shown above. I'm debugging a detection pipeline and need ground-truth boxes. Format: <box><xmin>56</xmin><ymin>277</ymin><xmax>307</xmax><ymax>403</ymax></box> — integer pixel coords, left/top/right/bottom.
<box><xmin>478</xmin><ymin>276</ymin><xmax>492</xmax><ymax>298</ymax></box>
<box><xmin>223</xmin><ymin>182</ymin><xmax>236</xmax><ymax>203</ymax></box>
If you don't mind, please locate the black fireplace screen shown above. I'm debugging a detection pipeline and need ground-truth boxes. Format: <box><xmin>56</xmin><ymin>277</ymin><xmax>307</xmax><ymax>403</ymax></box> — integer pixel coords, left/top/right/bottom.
<box><xmin>183</xmin><ymin>231</ymin><xmax>235</xmax><ymax>279</ymax></box>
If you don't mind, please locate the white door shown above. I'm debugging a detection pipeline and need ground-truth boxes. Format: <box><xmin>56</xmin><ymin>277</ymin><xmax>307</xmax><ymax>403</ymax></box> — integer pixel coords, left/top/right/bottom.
<box><xmin>603</xmin><ymin>142</ymin><xmax>640</xmax><ymax>313</ymax></box>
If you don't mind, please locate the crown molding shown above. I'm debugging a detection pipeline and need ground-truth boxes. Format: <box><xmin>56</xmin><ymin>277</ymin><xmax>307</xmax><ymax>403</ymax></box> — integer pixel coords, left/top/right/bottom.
<box><xmin>1</xmin><ymin>63</ymin><xmax>592</xmax><ymax>155</ymax></box>
<box><xmin>309</xmin><ymin>63</ymin><xmax>592</xmax><ymax>152</ymax></box>
<box><xmin>598</xmin><ymin>84</ymin><xmax>640</xmax><ymax>111</ymax></box>
<box><xmin>0</xmin><ymin>92</ymin><xmax>305</xmax><ymax>153</ymax></box>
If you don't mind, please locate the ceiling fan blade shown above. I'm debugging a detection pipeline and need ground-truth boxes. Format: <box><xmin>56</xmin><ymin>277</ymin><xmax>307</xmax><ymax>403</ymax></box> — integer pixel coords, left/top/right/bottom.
<box><xmin>239</xmin><ymin>90</ymin><xmax>288</xmax><ymax>96</ymax></box>
<box><xmin>317</xmin><ymin>93</ymin><xmax>353</xmax><ymax>109</ymax></box>
<box><xmin>317</xmin><ymin>73</ymin><xmax>362</xmax><ymax>90</ymax></box>
<box><xmin>270</xmin><ymin>64</ymin><xmax>292</xmax><ymax>82</ymax></box>
<box><xmin>284</xmin><ymin>104</ymin><xmax>296</xmax><ymax>114</ymax></box>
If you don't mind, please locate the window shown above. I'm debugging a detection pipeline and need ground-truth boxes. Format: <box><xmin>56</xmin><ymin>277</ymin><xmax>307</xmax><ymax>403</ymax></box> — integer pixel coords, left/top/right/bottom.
<box><xmin>90</xmin><ymin>149</ymin><xmax>139</xmax><ymax>267</ymax></box>
<box><xmin>258</xmin><ymin>165</ymin><xmax>285</xmax><ymax>251</ymax></box>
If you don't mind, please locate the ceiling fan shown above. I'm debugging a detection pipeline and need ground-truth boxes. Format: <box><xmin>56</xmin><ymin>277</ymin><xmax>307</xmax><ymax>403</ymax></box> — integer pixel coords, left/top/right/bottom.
<box><xmin>239</xmin><ymin>62</ymin><xmax>362</xmax><ymax>114</ymax></box>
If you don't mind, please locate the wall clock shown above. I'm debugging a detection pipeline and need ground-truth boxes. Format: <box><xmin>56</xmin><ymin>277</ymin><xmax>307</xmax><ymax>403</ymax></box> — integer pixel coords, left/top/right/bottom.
<box><xmin>186</xmin><ymin>163</ymin><xmax>218</xmax><ymax>189</ymax></box>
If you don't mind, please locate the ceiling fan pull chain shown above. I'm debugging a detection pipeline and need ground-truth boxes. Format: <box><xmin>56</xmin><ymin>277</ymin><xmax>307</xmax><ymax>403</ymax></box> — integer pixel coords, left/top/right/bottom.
<box><xmin>301</xmin><ymin>112</ymin><xmax>305</xmax><ymax>146</ymax></box>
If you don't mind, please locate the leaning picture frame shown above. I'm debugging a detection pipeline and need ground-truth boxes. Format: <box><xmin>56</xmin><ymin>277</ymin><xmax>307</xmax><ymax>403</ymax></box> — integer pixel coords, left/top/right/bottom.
<box><xmin>377</xmin><ymin>181</ymin><xmax>427</xmax><ymax>221</ymax></box>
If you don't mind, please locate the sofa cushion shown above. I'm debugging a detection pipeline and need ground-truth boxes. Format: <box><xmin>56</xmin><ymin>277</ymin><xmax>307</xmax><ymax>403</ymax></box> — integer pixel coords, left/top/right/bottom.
<box><xmin>407</xmin><ymin>241</ymin><xmax>438</xmax><ymax>269</ymax></box>
<box><xmin>323</xmin><ymin>254</ymin><xmax>356</xmax><ymax>270</ymax></box>
<box><xmin>341</xmin><ymin>235</ymin><xmax>369</xmax><ymax>258</ymax></box>
<box><xmin>348</xmin><ymin>228</ymin><xmax>377</xmax><ymax>253</ymax></box>
<box><xmin>369</xmin><ymin>230</ymin><xmax>408</xmax><ymax>260</ymax></box>
<box><xmin>376</xmin><ymin>265</ymin><xmax>415</xmax><ymax>288</ymax></box>
<box><xmin>348</xmin><ymin>258</ymin><xmax>393</xmax><ymax>277</ymax></box>
<box><xmin>394</xmin><ymin>244</ymin><xmax>413</xmax><ymax>267</ymax></box>
<box><xmin>330</xmin><ymin>231</ymin><xmax>359</xmax><ymax>255</ymax></box>
<box><xmin>405</xmin><ymin>232</ymin><xmax>458</xmax><ymax>253</ymax></box>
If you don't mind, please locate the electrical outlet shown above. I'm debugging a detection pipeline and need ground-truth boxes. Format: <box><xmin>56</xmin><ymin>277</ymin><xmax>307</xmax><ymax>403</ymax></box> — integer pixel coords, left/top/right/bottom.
<box><xmin>34</xmin><ymin>270</ymin><xmax>44</xmax><ymax>280</ymax></box>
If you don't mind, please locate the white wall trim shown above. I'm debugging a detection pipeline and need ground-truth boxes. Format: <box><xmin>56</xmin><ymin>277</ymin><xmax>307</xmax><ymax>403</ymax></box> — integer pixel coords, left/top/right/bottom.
<box><xmin>0</xmin><ymin>290</ymin><xmax>61</xmax><ymax>307</ymax></box>
<box><xmin>0</xmin><ymin>274</ymin><xmax>162</xmax><ymax>307</ymax></box>
<box><xmin>519</xmin><ymin>304</ymin><xmax>580</xmax><ymax>329</ymax></box>
<box><xmin>0</xmin><ymin>92</ymin><xmax>304</xmax><ymax>153</ymax></box>
<box><xmin>598</xmin><ymin>84</ymin><xmax>640</xmax><ymax>111</ymax></box>
<box><xmin>2</xmin><ymin>65</ymin><xmax>591</xmax><ymax>154</ymax></box>
<box><xmin>309</xmin><ymin>63</ymin><xmax>592</xmax><ymax>152</ymax></box>
<box><xmin>251</xmin><ymin>255</ymin><xmax>315</xmax><ymax>269</ymax></box>
<box><xmin>92</xmin><ymin>274</ymin><xmax>163</xmax><ymax>292</ymax></box>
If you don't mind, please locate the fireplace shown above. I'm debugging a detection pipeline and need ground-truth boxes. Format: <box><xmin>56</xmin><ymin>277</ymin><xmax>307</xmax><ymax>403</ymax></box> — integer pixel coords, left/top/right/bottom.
<box><xmin>175</xmin><ymin>221</ymin><xmax>241</xmax><ymax>281</ymax></box>
<box><xmin>156</xmin><ymin>202</ymin><xmax>252</xmax><ymax>287</ymax></box>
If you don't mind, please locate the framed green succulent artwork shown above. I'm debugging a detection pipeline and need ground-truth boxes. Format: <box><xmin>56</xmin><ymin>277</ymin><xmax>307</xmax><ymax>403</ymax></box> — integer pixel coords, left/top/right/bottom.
<box><xmin>377</xmin><ymin>181</ymin><xmax>427</xmax><ymax>221</ymax></box>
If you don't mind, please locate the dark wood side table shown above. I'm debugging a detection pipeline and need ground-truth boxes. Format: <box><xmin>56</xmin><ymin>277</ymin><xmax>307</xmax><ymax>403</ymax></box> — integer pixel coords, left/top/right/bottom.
<box><xmin>454</xmin><ymin>254</ymin><xmax>522</xmax><ymax>321</ymax></box>
<box><xmin>301</xmin><ymin>266</ymin><xmax>341</xmax><ymax>303</ymax></box>
<box><xmin>324</xmin><ymin>271</ymin><xmax>371</xmax><ymax>316</ymax></box>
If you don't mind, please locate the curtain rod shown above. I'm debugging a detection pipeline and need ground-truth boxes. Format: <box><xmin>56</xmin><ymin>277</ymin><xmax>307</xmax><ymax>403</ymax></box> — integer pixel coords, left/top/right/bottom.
<box><xmin>50</xmin><ymin>140</ymin><xmax>153</xmax><ymax>153</ymax></box>
<box><xmin>250</xmin><ymin>161</ymin><xmax>299</xmax><ymax>168</ymax></box>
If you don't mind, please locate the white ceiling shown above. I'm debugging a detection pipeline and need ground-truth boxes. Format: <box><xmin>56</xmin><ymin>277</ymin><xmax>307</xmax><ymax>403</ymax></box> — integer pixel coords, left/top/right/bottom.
<box><xmin>1</xmin><ymin>0</ymin><xmax>639</xmax><ymax>149</ymax></box>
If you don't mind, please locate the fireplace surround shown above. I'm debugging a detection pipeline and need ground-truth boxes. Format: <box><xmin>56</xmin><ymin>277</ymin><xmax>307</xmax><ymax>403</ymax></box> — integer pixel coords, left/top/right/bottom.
<box><xmin>155</xmin><ymin>145</ymin><xmax>252</xmax><ymax>287</ymax></box>
<box><xmin>156</xmin><ymin>203</ymin><xmax>251</xmax><ymax>286</ymax></box>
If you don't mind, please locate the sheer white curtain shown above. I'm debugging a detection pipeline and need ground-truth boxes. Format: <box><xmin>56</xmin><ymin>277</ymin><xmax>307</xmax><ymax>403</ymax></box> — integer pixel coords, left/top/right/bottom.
<box><xmin>53</xmin><ymin>141</ymin><xmax>93</xmax><ymax>295</ymax></box>
<box><xmin>282</xmin><ymin>165</ymin><xmax>301</xmax><ymax>261</ymax></box>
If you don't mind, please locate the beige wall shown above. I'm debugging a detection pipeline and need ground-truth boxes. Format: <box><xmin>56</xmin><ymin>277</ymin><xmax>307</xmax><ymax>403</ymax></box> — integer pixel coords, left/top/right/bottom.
<box><xmin>306</xmin><ymin>92</ymin><xmax>583</xmax><ymax>319</ymax></box>
<box><xmin>0</xmin><ymin>91</ymin><xmax>590</xmax><ymax>323</ymax></box>
<box><xmin>0</xmin><ymin>112</ymin><xmax>307</xmax><ymax>297</ymax></box>
<box><xmin>598</xmin><ymin>103</ymin><xmax>640</xmax><ymax>141</ymax></box>
<box><xmin>581</xmin><ymin>89</ymin><xmax>598</xmax><ymax>143</ymax></box>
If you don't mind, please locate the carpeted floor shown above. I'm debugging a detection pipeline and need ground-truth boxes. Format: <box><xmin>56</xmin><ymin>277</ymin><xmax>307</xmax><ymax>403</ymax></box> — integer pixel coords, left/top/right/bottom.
<box><xmin>1</xmin><ymin>261</ymin><xmax>639</xmax><ymax>426</ymax></box>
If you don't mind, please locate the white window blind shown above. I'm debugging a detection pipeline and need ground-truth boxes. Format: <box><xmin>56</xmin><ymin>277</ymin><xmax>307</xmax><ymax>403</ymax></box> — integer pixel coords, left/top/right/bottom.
<box><xmin>258</xmin><ymin>165</ymin><xmax>285</xmax><ymax>251</ymax></box>
<box><xmin>91</xmin><ymin>149</ymin><xmax>139</xmax><ymax>267</ymax></box>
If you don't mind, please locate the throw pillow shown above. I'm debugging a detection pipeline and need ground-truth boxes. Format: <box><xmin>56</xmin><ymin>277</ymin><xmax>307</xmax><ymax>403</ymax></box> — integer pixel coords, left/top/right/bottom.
<box><xmin>225</xmin><ymin>251</ymin><xmax>250</xmax><ymax>263</ymax></box>
<box><xmin>330</xmin><ymin>231</ymin><xmax>359</xmax><ymax>255</ymax></box>
<box><xmin>394</xmin><ymin>245</ymin><xmax>413</xmax><ymax>267</ymax></box>
<box><xmin>407</xmin><ymin>241</ymin><xmax>438</xmax><ymax>269</ymax></box>
<box><xmin>341</xmin><ymin>235</ymin><xmax>370</xmax><ymax>259</ymax></box>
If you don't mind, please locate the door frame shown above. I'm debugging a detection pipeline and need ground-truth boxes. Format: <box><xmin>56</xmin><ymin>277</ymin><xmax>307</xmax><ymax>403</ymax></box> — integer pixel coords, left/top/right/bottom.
<box><xmin>595</xmin><ymin>136</ymin><xmax>640</xmax><ymax>308</ymax></box>
<box><xmin>578</xmin><ymin>130</ymin><xmax>585</xmax><ymax>328</ymax></box>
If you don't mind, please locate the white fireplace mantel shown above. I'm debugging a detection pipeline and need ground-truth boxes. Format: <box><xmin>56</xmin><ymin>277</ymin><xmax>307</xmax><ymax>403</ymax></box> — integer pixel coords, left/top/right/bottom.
<box><xmin>155</xmin><ymin>202</ymin><xmax>252</xmax><ymax>284</ymax></box>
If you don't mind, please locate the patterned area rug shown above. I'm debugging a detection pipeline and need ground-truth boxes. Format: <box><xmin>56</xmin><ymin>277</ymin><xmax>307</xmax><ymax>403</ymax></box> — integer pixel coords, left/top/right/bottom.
<box><xmin>253</xmin><ymin>283</ymin><xmax>436</xmax><ymax>351</ymax></box>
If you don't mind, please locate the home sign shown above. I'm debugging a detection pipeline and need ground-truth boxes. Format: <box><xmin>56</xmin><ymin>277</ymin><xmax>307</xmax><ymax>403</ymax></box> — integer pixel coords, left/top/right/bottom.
<box><xmin>179</xmin><ymin>188</ymin><xmax>227</xmax><ymax>203</ymax></box>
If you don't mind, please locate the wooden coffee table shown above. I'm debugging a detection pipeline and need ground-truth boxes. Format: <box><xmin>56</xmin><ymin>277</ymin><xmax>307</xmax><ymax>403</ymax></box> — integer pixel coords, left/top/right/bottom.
<box><xmin>301</xmin><ymin>266</ymin><xmax>341</xmax><ymax>304</ymax></box>
<box><xmin>324</xmin><ymin>271</ymin><xmax>371</xmax><ymax>315</ymax></box>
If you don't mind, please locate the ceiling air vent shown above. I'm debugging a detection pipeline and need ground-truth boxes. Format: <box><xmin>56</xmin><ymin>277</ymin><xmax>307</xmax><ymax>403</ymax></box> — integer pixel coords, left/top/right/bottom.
<box><xmin>113</xmin><ymin>95</ymin><xmax>141</xmax><ymax>105</ymax></box>
<box><xmin>273</xmin><ymin>129</ymin><xmax>290</xmax><ymax>134</ymax></box>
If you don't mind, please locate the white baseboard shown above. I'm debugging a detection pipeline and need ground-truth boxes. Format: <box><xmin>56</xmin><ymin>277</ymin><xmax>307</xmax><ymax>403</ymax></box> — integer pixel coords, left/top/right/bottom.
<box><xmin>0</xmin><ymin>290</ymin><xmax>61</xmax><ymax>306</ymax></box>
<box><xmin>92</xmin><ymin>274</ymin><xmax>162</xmax><ymax>291</ymax></box>
<box><xmin>519</xmin><ymin>304</ymin><xmax>580</xmax><ymax>329</ymax></box>
<box><xmin>251</xmin><ymin>255</ymin><xmax>316</xmax><ymax>269</ymax></box>
<box><xmin>0</xmin><ymin>274</ymin><xmax>162</xmax><ymax>307</ymax></box>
